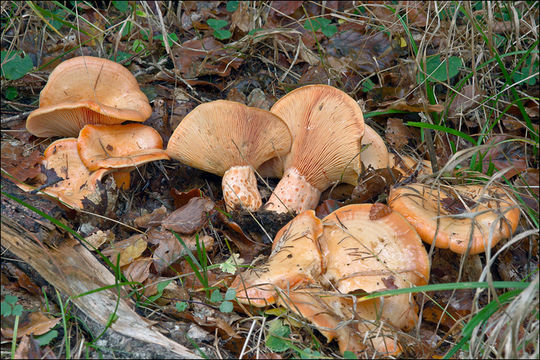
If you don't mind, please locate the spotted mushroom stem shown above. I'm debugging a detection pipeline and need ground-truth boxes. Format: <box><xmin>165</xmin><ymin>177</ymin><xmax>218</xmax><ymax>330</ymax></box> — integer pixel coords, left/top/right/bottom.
<box><xmin>264</xmin><ymin>167</ymin><xmax>321</xmax><ymax>214</ymax></box>
<box><xmin>222</xmin><ymin>165</ymin><xmax>262</xmax><ymax>212</ymax></box>
<box><xmin>112</xmin><ymin>170</ymin><xmax>131</xmax><ymax>190</ymax></box>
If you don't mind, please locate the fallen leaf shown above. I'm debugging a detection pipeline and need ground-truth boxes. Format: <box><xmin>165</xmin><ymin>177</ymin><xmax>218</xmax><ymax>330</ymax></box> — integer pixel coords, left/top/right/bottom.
<box><xmin>1</xmin><ymin>142</ymin><xmax>43</xmax><ymax>183</ymax></box>
<box><xmin>2</xmin><ymin>312</ymin><xmax>60</xmax><ymax>338</ymax></box>
<box><xmin>246</xmin><ymin>88</ymin><xmax>271</xmax><ymax>110</ymax></box>
<box><xmin>172</xmin><ymin>37</ymin><xmax>243</xmax><ymax>78</ymax></box>
<box><xmin>13</xmin><ymin>335</ymin><xmax>41</xmax><ymax>360</ymax></box>
<box><xmin>122</xmin><ymin>257</ymin><xmax>152</xmax><ymax>284</ymax></box>
<box><xmin>385</xmin><ymin>118</ymin><xmax>413</xmax><ymax>150</ymax></box>
<box><xmin>315</xmin><ymin>199</ymin><xmax>342</xmax><ymax>219</ymax></box>
<box><xmin>84</xmin><ymin>230</ymin><xmax>114</xmax><ymax>250</ymax></box>
<box><xmin>102</xmin><ymin>234</ymin><xmax>147</xmax><ymax>267</ymax></box>
<box><xmin>447</xmin><ymin>84</ymin><xmax>484</xmax><ymax>120</ymax></box>
<box><xmin>482</xmin><ymin>135</ymin><xmax>527</xmax><ymax>178</ymax></box>
<box><xmin>135</xmin><ymin>206</ymin><xmax>168</xmax><ymax>228</ymax></box>
<box><xmin>351</xmin><ymin>167</ymin><xmax>402</xmax><ymax>203</ymax></box>
<box><xmin>161</xmin><ymin>197</ymin><xmax>215</xmax><ymax>234</ymax></box>
<box><xmin>513</xmin><ymin>168</ymin><xmax>539</xmax><ymax>212</ymax></box>
<box><xmin>269</xmin><ymin>1</ymin><xmax>303</xmax><ymax>16</ymax></box>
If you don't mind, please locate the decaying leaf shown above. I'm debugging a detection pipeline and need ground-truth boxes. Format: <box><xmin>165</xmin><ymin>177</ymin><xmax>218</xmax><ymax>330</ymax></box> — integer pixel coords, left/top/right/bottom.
<box><xmin>1</xmin><ymin>312</ymin><xmax>60</xmax><ymax>339</ymax></box>
<box><xmin>385</xmin><ymin>118</ymin><xmax>413</xmax><ymax>150</ymax></box>
<box><xmin>84</xmin><ymin>230</ymin><xmax>114</xmax><ymax>250</ymax></box>
<box><xmin>122</xmin><ymin>257</ymin><xmax>152</xmax><ymax>284</ymax></box>
<box><xmin>150</xmin><ymin>227</ymin><xmax>214</xmax><ymax>274</ymax></box>
<box><xmin>101</xmin><ymin>234</ymin><xmax>147</xmax><ymax>267</ymax></box>
<box><xmin>447</xmin><ymin>84</ymin><xmax>484</xmax><ymax>120</ymax></box>
<box><xmin>172</xmin><ymin>37</ymin><xmax>243</xmax><ymax>78</ymax></box>
<box><xmin>13</xmin><ymin>335</ymin><xmax>42</xmax><ymax>360</ymax></box>
<box><xmin>161</xmin><ymin>196</ymin><xmax>215</xmax><ymax>234</ymax></box>
<box><xmin>351</xmin><ymin>167</ymin><xmax>402</xmax><ymax>203</ymax></box>
<box><xmin>1</xmin><ymin>142</ymin><xmax>42</xmax><ymax>183</ymax></box>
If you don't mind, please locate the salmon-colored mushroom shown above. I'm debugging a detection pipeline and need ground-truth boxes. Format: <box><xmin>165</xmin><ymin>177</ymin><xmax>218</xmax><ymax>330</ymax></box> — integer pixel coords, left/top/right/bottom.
<box><xmin>265</xmin><ymin>85</ymin><xmax>365</xmax><ymax>214</ymax></box>
<box><xmin>388</xmin><ymin>183</ymin><xmax>520</xmax><ymax>254</ymax></box>
<box><xmin>322</xmin><ymin>203</ymin><xmax>430</xmax><ymax>330</ymax></box>
<box><xmin>26</xmin><ymin>56</ymin><xmax>152</xmax><ymax>137</ymax></box>
<box><xmin>230</xmin><ymin>210</ymin><xmax>324</xmax><ymax>306</ymax></box>
<box><xmin>166</xmin><ymin>100</ymin><xmax>291</xmax><ymax>212</ymax></box>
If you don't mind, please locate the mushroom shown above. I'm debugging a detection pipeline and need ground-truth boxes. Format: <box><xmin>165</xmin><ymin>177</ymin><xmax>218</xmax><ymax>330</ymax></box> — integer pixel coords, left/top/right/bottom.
<box><xmin>265</xmin><ymin>84</ymin><xmax>365</xmax><ymax>214</ymax></box>
<box><xmin>361</xmin><ymin>124</ymin><xmax>389</xmax><ymax>170</ymax></box>
<box><xmin>166</xmin><ymin>100</ymin><xmax>291</xmax><ymax>212</ymax></box>
<box><xmin>388</xmin><ymin>183</ymin><xmax>520</xmax><ymax>254</ymax></box>
<box><xmin>277</xmin><ymin>288</ymin><xmax>401</xmax><ymax>356</ymax></box>
<box><xmin>230</xmin><ymin>210</ymin><xmax>324</xmax><ymax>306</ymax></box>
<box><xmin>322</xmin><ymin>203</ymin><xmax>430</xmax><ymax>330</ymax></box>
<box><xmin>18</xmin><ymin>138</ymin><xmax>112</xmax><ymax>209</ymax></box>
<box><xmin>26</xmin><ymin>56</ymin><xmax>152</xmax><ymax>137</ymax></box>
<box><xmin>77</xmin><ymin>124</ymin><xmax>169</xmax><ymax>189</ymax></box>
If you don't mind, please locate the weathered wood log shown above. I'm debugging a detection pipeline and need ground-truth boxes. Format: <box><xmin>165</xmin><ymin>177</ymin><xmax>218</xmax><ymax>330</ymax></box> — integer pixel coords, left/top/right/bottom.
<box><xmin>1</xmin><ymin>179</ymin><xmax>199</xmax><ymax>359</ymax></box>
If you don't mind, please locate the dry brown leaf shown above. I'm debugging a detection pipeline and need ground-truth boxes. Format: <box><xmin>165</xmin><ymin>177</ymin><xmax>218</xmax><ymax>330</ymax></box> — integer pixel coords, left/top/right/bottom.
<box><xmin>382</xmin><ymin>100</ymin><xmax>444</xmax><ymax>113</ymax></box>
<box><xmin>315</xmin><ymin>199</ymin><xmax>342</xmax><ymax>219</ymax></box>
<box><xmin>246</xmin><ymin>88</ymin><xmax>271</xmax><ymax>110</ymax></box>
<box><xmin>170</xmin><ymin>188</ymin><xmax>204</xmax><ymax>209</ymax></box>
<box><xmin>230</xmin><ymin>1</ymin><xmax>254</xmax><ymax>33</ymax></box>
<box><xmin>2</xmin><ymin>312</ymin><xmax>61</xmax><ymax>339</ymax></box>
<box><xmin>448</xmin><ymin>84</ymin><xmax>484</xmax><ymax>119</ymax></box>
<box><xmin>385</xmin><ymin>118</ymin><xmax>413</xmax><ymax>150</ymax></box>
<box><xmin>1</xmin><ymin>143</ymin><xmax>43</xmax><ymax>183</ymax></box>
<box><xmin>84</xmin><ymin>230</ymin><xmax>114</xmax><ymax>250</ymax></box>
<box><xmin>172</xmin><ymin>37</ymin><xmax>243</xmax><ymax>78</ymax></box>
<box><xmin>135</xmin><ymin>206</ymin><xmax>168</xmax><ymax>228</ymax></box>
<box><xmin>400</xmin><ymin>1</ymin><xmax>428</xmax><ymax>27</ymax></box>
<box><xmin>122</xmin><ymin>257</ymin><xmax>152</xmax><ymax>284</ymax></box>
<box><xmin>269</xmin><ymin>1</ymin><xmax>303</xmax><ymax>16</ymax></box>
<box><xmin>13</xmin><ymin>335</ymin><xmax>41</xmax><ymax>360</ymax></box>
<box><xmin>351</xmin><ymin>167</ymin><xmax>402</xmax><ymax>203</ymax></box>
<box><xmin>150</xmin><ymin>228</ymin><xmax>215</xmax><ymax>274</ymax></box>
<box><xmin>483</xmin><ymin>135</ymin><xmax>528</xmax><ymax>178</ymax></box>
<box><xmin>102</xmin><ymin>234</ymin><xmax>147</xmax><ymax>267</ymax></box>
<box><xmin>162</xmin><ymin>197</ymin><xmax>215</xmax><ymax>234</ymax></box>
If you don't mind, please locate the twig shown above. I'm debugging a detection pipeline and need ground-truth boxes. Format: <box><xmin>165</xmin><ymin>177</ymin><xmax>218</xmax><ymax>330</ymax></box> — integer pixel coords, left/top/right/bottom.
<box><xmin>1</xmin><ymin>111</ymin><xmax>33</xmax><ymax>126</ymax></box>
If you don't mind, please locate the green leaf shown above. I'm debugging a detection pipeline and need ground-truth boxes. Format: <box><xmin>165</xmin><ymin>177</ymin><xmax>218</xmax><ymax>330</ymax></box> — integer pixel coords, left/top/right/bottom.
<box><xmin>266</xmin><ymin>320</ymin><xmax>291</xmax><ymax>352</ymax></box>
<box><xmin>343</xmin><ymin>350</ymin><xmax>358</xmax><ymax>359</ymax></box>
<box><xmin>140</xmin><ymin>29</ymin><xmax>149</xmax><ymax>40</ymax></box>
<box><xmin>219</xmin><ymin>301</ymin><xmax>233</xmax><ymax>313</ymax></box>
<box><xmin>226</xmin><ymin>1</ymin><xmax>239</xmax><ymax>12</ymax></box>
<box><xmin>425</xmin><ymin>55</ymin><xmax>462</xmax><ymax>82</ymax></box>
<box><xmin>248</xmin><ymin>28</ymin><xmax>263</xmax><ymax>36</ymax></box>
<box><xmin>132</xmin><ymin>39</ymin><xmax>145</xmax><ymax>52</ymax></box>
<box><xmin>210</xmin><ymin>289</ymin><xmax>222</xmax><ymax>303</ymax></box>
<box><xmin>112</xmin><ymin>1</ymin><xmax>130</xmax><ymax>12</ymax></box>
<box><xmin>175</xmin><ymin>302</ymin><xmax>188</xmax><ymax>312</ymax></box>
<box><xmin>219</xmin><ymin>254</ymin><xmax>241</xmax><ymax>274</ymax></box>
<box><xmin>321</xmin><ymin>24</ymin><xmax>337</xmax><ymax>37</ymax></box>
<box><xmin>213</xmin><ymin>29</ymin><xmax>232</xmax><ymax>40</ymax></box>
<box><xmin>4</xmin><ymin>295</ymin><xmax>18</xmax><ymax>305</ymax></box>
<box><xmin>1</xmin><ymin>302</ymin><xmax>12</xmax><ymax>316</ymax></box>
<box><xmin>121</xmin><ymin>20</ymin><xmax>132</xmax><ymax>37</ymax></box>
<box><xmin>146</xmin><ymin>280</ymin><xmax>171</xmax><ymax>303</ymax></box>
<box><xmin>224</xmin><ymin>288</ymin><xmax>236</xmax><ymax>301</ymax></box>
<box><xmin>154</xmin><ymin>32</ymin><xmax>179</xmax><ymax>47</ymax></box>
<box><xmin>1</xmin><ymin>51</ymin><xmax>34</xmax><ymax>80</ymax></box>
<box><xmin>207</xmin><ymin>18</ymin><xmax>228</xmax><ymax>30</ymax></box>
<box><xmin>12</xmin><ymin>305</ymin><xmax>23</xmax><ymax>316</ymax></box>
<box><xmin>296</xmin><ymin>348</ymin><xmax>323</xmax><ymax>359</ymax></box>
<box><xmin>35</xmin><ymin>330</ymin><xmax>58</xmax><ymax>346</ymax></box>
<box><xmin>512</xmin><ymin>56</ymin><xmax>538</xmax><ymax>86</ymax></box>
<box><xmin>361</xmin><ymin>78</ymin><xmax>376</xmax><ymax>92</ymax></box>
<box><xmin>114</xmin><ymin>51</ymin><xmax>132</xmax><ymax>65</ymax></box>
<box><xmin>304</xmin><ymin>18</ymin><xmax>337</xmax><ymax>37</ymax></box>
<box><xmin>304</xmin><ymin>18</ymin><xmax>322</xmax><ymax>32</ymax></box>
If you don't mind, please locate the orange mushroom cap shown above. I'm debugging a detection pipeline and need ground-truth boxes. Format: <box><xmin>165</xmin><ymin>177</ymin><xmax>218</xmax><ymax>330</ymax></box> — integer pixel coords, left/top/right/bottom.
<box><xmin>230</xmin><ymin>210</ymin><xmax>324</xmax><ymax>306</ymax></box>
<box><xmin>322</xmin><ymin>203</ymin><xmax>430</xmax><ymax>330</ymax></box>
<box><xmin>388</xmin><ymin>183</ymin><xmax>520</xmax><ymax>254</ymax></box>
<box><xmin>21</xmin><ymin>138</ymin><xmax>112</xmax><ymax>209</ymax></box>
<box><xmin>77</xmin><ymin>124</ymin><xmax>169</xmax><ymax>171</ymax></box>
<box><xmin>361</xmin><ymin>125</ymin><xmax>389</xmax><ymax>170</ymax></box>
<box><xmin>166</xmin><ymin>100</ymin><xmax>291</xmax><ymax>212</ymax></box>
<box><xmin>277</xmin><ymin>288</ymin><xmax>402</xmax><ymax>356</ymax></box>
<box><xmin>265</xmin><ymin>84</ymin><xmax>365</xmax><ymax>214</ymax></box>
<box><xmin>27</xmin><ymin>56</ymin><xmax>152</xmax><ymax>137</ymax></box>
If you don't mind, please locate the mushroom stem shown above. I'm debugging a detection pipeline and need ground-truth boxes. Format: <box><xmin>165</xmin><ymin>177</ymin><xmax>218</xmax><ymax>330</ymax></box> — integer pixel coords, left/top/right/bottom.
<box><xmin>222</xmin><ymin>165</ymin><xmax>262</xmax><ymax>212</ymax></box>
<box><xmin>264</xmin><ymin>167</ymin><xmax>321</xmax><ymax>214</ymax></box>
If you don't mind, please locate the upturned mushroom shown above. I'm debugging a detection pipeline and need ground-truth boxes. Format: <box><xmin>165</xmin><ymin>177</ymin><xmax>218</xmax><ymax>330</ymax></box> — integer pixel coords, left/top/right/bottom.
<box><xmin>18</xmin><ymin>138</ymin><xmax>112</xmax><ymax>209</ymax></box>
<box><xmin>361</xmin><ymin>125</ymin><xmax>389</xmax><ymax>170</ymax></box>
<box><xmin>264</xmin><ymin>84</ymin><xmax>365</xmax><ymax>214</ymax></box>
<box><xmin>388</xmin><ymin>183</ymin><xmax>520</xmax><ymax>254</ymax></box>
<box><xmin>77</xmin><ymin>124</ymin><xmax>169</xmax><ymax>189</ymax></box>
<box><xmin>230</xmin><ymin>210</ymin><xmax>324</xmax><ymax>306</ymax></box>
<box><xmin>26</xmin><ymin>56</ymin><xmax>152</xmax><ymax>137</ymax></box>
<box><xmin>166</xmin><ymin>100</ymin><xmax>291</xmax><ymax>212</ymax></box>
<box><xmin>322</xmin><ymin>203</ymin><xmax>430</xmax><ymax>330</ymax></box>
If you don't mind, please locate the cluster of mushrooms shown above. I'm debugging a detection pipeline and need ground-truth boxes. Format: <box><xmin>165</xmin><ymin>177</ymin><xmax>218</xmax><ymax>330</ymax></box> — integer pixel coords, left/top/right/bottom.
<box><xmin>20</xmin><ymin>56</ymin><xmax>520</xmax><ymax>356</ymax></box>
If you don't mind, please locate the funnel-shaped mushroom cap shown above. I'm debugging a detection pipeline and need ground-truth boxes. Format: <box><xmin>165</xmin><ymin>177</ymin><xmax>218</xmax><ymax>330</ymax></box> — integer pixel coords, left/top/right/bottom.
<box><xmin>277</xmin><ymin>289</ymin><xmax>401</xmax><ymax>356</ymax></box>
<box><xmin>362</xmin><ymin>125</ymin><xmax>389</xmax><ymax>169</ymax></box>
<box><xmin>322</xmin><ymin>203</ymin><xmax>430</xmax><ymax>330</ymax></box>
<box><xmin>27</xmin><ymin>56</ymin><xmax>152</xmax><ymax>137</ymax></box>
<box><xmin>388</xmin><ymin>183</ymin><xmax>520</xmax><ymax>254</ymax></box>
<box><xmin>77</xmin><ymin>124</ymin><xmax>169</xmax><ymax>171</ymax></box>
<box><xmin>36</xmin><ymin>138</ymin><xmax>111</xmax><ymax>209</ymax></box>
<box><xmin>166</xmin><ymin>100</ymin><xmax>292</xmax><ymax>211</ymax></box>
<box><xmin>266</xmin><ymin>85</ymin><xmax>364</xmax><ymax>213</ymax></box>
<box><xmin>230</xmin><ymin>210</ymin><xmax>324</xmax><ymax>306</ymax></box>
